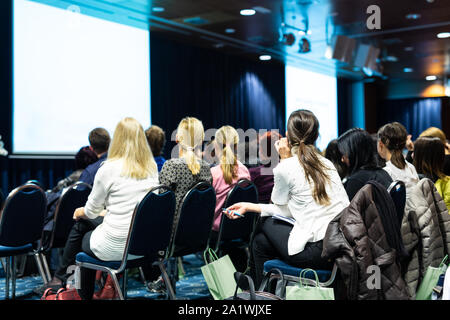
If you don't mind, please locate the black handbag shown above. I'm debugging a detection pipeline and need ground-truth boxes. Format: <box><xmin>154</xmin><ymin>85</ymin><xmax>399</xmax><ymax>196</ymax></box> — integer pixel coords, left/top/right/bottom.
<box><xmin>226</xmin><ymin>269</ymin><xmax>286</xmax><ymax>300</ymax></box>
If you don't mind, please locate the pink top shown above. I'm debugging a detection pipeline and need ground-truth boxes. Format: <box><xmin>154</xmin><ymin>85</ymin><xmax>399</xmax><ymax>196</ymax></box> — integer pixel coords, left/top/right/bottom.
<box><xmin>211</xmin><ymin>161</ymin><xmax>251</xmax><ymax>231</ymax></box>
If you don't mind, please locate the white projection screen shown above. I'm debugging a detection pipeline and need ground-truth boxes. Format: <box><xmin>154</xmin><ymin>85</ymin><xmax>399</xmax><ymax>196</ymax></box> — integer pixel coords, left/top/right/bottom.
<box><xmin>13</xmin><ymin>0</ymin><xmax>151</xmax><ymax>155</ymax></box>
<box><xmin>285</xmin><ymin>65</ymin><xmax>338</xmax><ymax>151</ymax></box>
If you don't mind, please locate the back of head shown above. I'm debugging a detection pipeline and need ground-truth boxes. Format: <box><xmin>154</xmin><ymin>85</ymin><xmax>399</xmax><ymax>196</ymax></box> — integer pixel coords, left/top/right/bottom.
<box><xmin>419</xmin><ymin>127</ymin><xmax>446</xmax><ymax>145</ymax></box>
<box><xmin>177</xmin><ymin>117</ymin><xmax>205</xmax><ymax>175</ymax></box>
<box><xmin>378</xmin><ymin>122</ymin><xmax>407</xmax><ymax>169</ymax></box>
<box><xmin>75</xmin><ymin>146</ymin><xmax>98</xmax><ymax>170</ymax></box>
<box><xmin>337</xmin><ymin>128</ymin><xmax>377</xmax><ymax>175</ymax></box>
<box><xmin>287</xmin><ymin>109</ymin><xmax>331</xmax><ymax>206</ymax></box>
<box><xmin>413</xmin><ymin>136</ymin><xmax>445</xmax><ymax>181</ymax></box>
<box><xmin>259</xmin><ymin>131</ymin><xmax>282</xmax><ymax>163</ymax></box>
<box><xmin>88</xmin><ymin>128</ymin><xmax>111</xmax><ymax>155</ymax></box>
<box><xmin>145</xmin><ymin>125</ymin><xmax>166</xmax><ymax>157</ymax></box>
<box><xmin>325</xmin><ymin>139</ymin><xmax>347</xmax><ymax>180</ymax></box>
<box><xmin>108</xmin><ymin>117</ymin><xmax>157</xmax><ymax>179</ymax></box>
<box><xmin>215</xmin><ymin>125</ymin><xmax>239</xmax><ymax>185</ymax></box>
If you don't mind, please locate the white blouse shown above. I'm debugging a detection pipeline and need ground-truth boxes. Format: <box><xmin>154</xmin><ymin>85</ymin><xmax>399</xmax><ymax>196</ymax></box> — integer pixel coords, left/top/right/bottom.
<box><xmin>259</xmin><ymin>154</ymin><xmax>350</xmax><ymax>256</ymax></box>
<box><xmin>84</xmin><ymin>159</ymin><xmax>159</xmax><ymax>261</ymax></box>
<box><xmin>383</xmin><ymin>160</ymin><xmax>419</xmax><ymax>199</ymax></box>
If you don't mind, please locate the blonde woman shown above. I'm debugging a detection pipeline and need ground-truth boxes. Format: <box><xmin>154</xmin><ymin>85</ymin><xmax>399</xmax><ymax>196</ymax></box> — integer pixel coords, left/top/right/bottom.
<box><xmin>159</xmin><ymin>117</ymin><xmax>212</xmax><ymax>224</ymax></box>
<box><xmin>211</xmin><ymin>126</ymin><xmax>250</xmax><ymax>232</ymax></box>
<box><xmin>46</xmin><ymin>118</ymin><xmax>159</xmax><ymax>300</ymax></box>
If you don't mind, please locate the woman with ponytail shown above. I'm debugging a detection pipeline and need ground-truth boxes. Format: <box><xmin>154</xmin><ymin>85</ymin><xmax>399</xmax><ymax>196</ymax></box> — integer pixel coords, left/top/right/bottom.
<box><xmin>211</xmin><ymin>126</ymin><xmax>250</xmax><ymax>232</ymax></box>
<box><xmin>159</xmin><ymin>117</ymin><xmax>212</xmax><ymax>226</ymax></box>
<box><xmin>225</xmin><ymin>110</ymin><xmax>349</xmax><ymax>287</ymax></box>
<box><xmin>377</xmin><ymin>122</ymin><xmax>419</xmax><ymax>197</ymax></box>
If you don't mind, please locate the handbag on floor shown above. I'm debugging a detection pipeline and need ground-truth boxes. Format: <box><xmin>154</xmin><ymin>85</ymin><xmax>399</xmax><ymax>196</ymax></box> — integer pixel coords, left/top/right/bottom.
<box><xmin>285</xmin><ymin>268</ymin><xmax>335</xmax><ymax>300</ymax></box>
<box><xmin>41</xmin><ymin>287</ymin><xmax>82</xmax><ymax>300</ymax></box>
<box><xmin>201</xmin><ymin>248</ymin><xmax>238</xmax><ymax>300</ymax></box>
<box><xmin>416</xmin><ymin>255</ymin><xmax>448</xmax><ymax>300</ymax></box>
<box><xmin>226</xmin><ymin>269</ymin><xmax>286</xmax><ymax>300</ymax></box>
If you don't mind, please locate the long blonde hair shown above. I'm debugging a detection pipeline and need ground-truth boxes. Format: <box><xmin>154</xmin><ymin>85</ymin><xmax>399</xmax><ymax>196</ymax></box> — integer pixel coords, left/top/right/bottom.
<box><xmin>177</xmin><ymin>117</ymin><xmax>204</xmax><ymax>175</ymax></box>
<box><xmin>215</xmin><ymin>126</ymin><xmax>239</xmax><ymax>185</ymax></box>
<box><xmin>107</xmin><ymin>117</ymin><xmax>157</xmax><ymax>179</ymax></box>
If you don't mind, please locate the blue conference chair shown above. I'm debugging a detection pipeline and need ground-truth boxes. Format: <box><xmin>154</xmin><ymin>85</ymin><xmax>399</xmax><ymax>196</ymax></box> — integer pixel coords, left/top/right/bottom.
<box><xmin>387</xmin><ymin>180</ymin><xmax>406</xmax><ymax>226</ymax></box>
<box><xmin>0</xmin><ymin>183</ymin><xmax>47</xmax><ymax>299</ymax></box>
<box><xmin>214</xmin><ymin>179</ymin><xmax>259</xmax><ymax>255</ymax></box>
<box><xmin>38</xmin><ymin>182</ymin><xmax>92</xmax><ymax>283</ymax></box>
<box><xmin>75</xmin><ymin>185</ymin><xmax>176</xmax><ymax>300</ymax></box>
<box><xmin>167</xmin><ymin>181</ymin><xmax>216</xmax><ymax>294</ymax></box>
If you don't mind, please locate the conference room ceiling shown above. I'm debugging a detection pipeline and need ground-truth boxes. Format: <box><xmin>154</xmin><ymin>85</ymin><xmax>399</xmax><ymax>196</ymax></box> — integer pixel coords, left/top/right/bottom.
<box><xmin>34</xmin><ymin>0</ymin><xmax>450</xmax><ymax>81</ymax></box>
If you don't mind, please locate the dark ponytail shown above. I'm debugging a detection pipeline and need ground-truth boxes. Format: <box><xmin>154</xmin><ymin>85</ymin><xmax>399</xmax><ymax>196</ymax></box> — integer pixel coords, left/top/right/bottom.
<box><xmin>287</xmin><ymin>110</ymin><xmax>331</xmax><ymax>206</ymax></box>
<box><xmin>378</xmin><ymin>122</ymin><xmax>407</xmax><ymax>170</ymax></box>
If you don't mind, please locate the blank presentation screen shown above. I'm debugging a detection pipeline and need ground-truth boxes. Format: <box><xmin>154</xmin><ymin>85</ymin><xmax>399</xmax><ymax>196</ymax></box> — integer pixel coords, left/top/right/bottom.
<box><xmin>13</xmin><ymin>0</ymin><xmax>151</xmax><ymax>154</ymax></box>
<box><xmin>285</xmin><ymin>65</ymin><xmax>338</xmax><ymax>151</ymax></box>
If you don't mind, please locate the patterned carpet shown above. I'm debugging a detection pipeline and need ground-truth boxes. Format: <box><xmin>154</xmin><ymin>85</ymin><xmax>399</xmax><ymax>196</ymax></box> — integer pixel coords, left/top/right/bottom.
<box><xmin>0</xmin><ymin>254</ymin><xmax>213</xmax><ymax>300</ymax></box>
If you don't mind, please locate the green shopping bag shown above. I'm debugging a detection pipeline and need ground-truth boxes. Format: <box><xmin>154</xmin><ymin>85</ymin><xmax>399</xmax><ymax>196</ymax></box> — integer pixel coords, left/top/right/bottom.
<box><xmin>416</xmin><ymin>255</ymin><xmax>448</xmax><ymax>300</ymax></box>
<box><xmin>201</xmin><ymin>248</ymin><xmax>238</xmax><ymax>300</ymax></box>
<box><xmin>286</xmin><ymin>268</ymin><xmax>335</xmax><ymax>300</ymax></box>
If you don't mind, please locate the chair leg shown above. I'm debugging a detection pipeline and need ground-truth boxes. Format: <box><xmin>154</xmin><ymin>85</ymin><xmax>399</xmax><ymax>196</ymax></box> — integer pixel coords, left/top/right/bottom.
<box><xmin>33</xmin><ymin>253</ymin><xmax>49</xmax><ymax>284</ymax></box>
<box><xmin>40</xmin><ymin>253</ymin><xmax>52</xmax><ymax>282</ymax></box>
<box><xmin>138</xmin><ymin>267</ymin><xmax>147</xmax><ymax>286</ymax></box>
<box><xmin>5</xmin><ymin>257</ymin><xmax>10</xmax><ymax>300</ymax></box>
<box><xmin>157</xmin><ymin>260</ymin><xmax>176</xmax><ymax>300</ymax></box>
<box><xmin>11</xmin><ymin>256</ymin><xmax>16</xmax><ymax>300</ymax></box>
<box><xmin>122</xmin><ymin>270</ymin><xmax>128</xmax><ymax>300</ymax></box>
<box><xmin>109</xmin><ymin>272</ymin><xmax>124</xmax><ymax>300</ymax></box>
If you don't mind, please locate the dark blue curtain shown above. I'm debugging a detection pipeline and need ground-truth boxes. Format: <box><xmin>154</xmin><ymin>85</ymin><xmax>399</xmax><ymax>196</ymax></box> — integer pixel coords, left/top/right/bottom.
<box><xmin>150</xmin><ymin>34</ymin><xmax>285</xmax><ymax>158</ymax></box>
<box><xmin>377</xmin><ymin>97</ymin><xmax>443</xmax><ymax>140</ymax></box>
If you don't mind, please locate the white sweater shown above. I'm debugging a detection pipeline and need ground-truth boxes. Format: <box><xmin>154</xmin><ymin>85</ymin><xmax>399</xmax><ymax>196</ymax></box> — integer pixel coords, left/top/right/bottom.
<box><xmin>259</xmin><ymin>154</ymin><xmax>350</xmax><ymax>256</ymax></box>
<box><xmin>383</xmin><ymin>160</ymin><xmax>419</xmax><ymax>199</ymax></box>
<box><xmin>84</xmin><ymin>159</ymin><xmax>159</xmax><ymax>261</ymax></box>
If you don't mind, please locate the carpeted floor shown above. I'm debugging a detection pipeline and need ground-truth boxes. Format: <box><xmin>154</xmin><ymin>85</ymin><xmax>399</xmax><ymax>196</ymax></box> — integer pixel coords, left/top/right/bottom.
<box><xmin>0</xmin><ymin>254</ymin><xmax>213</xmax><ymax>300</ymax></box>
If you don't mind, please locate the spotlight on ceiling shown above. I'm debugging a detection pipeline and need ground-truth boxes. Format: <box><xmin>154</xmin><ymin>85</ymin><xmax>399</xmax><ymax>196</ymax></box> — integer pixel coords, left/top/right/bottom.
<box><xmin>298</xmin><ymin>37</ymin><xmax>311</xmax><ymax>53</ymax></box>
<box><xmin>279</xmin><ymin>32</ymin><xmax>296</xmax><ymax>46</ymax></box>
<box><xmin>437</xmin><ymin>32</ymin><xmax>450</xmax><ymax>39</ymax></box>
<box><xmin>426</xmin><ymin>75</ymin><xmax>437</xmax><ymax>81</ymax></box>
<box><xmin>152</xmin><ymin>7</ymin><xmax>165</xmax><ymax>12</ymax></box>
<box><xmin>225</xmin><ymin>28</ymin><xmax>236</xmax><ymax>34</ymax></box>
<box><xmin>259</xmin><ymin>55</ymin><xmax>272</xmax><ymax>61</ymax></box>
<box><xmin>240</xmin><ymin>9</ymin><xmax>256</xmax><ymax>16</ymax></box>
<box><xmin>403</xmin><ymin>67</ymin><xmax>413</xmax><ymax>73</ymax></box>
<box><xmin>405</xmin><ymin>13</ymin><xmax>421</xmax><ymax>20</ymax></box>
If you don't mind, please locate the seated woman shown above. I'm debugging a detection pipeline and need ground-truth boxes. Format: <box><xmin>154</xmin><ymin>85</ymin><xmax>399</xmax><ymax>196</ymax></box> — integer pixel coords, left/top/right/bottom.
<box><xmin>44</xmin><ymin>117</ymin><xmax>159</xmax><ymax>299</ymax></box>
<box><xmin>413</xmin><ymin>136</ymin><xmax>450</xmax><ymax>211</ymax></box>
<box><xmin>377</xmin><ymin>122</ymin><xmax>419</xmax><ymax>198</ymax></box>
<box><xmin>324</xmin><ymin>139</ymin><xmax>347</xmax><ymax>181</ymax></box>
<box><xmin>337</xmin><ymin>128</ymin><xmax>393</xmax><ymax>201</ymax></box>
<box><xmin>249</xmin><ymin>131</ymin><xmax>282</xmax><ymax>204</ymax></box>
<box><xmin>225</xmin><ymin>110</ymin><xmax>350</xmax><ymax>287</ymax></box>
<box><xmin>145</xmin><ymin>125</ymin><xmax>167</xmax><ymax>172</ymax></box>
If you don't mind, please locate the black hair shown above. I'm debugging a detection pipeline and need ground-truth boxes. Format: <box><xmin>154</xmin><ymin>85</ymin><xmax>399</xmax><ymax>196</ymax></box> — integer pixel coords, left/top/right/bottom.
<box><xmin>324</xmin><ymin>139</ymin><xmax>347</xmax><ymax>180</ymax></box>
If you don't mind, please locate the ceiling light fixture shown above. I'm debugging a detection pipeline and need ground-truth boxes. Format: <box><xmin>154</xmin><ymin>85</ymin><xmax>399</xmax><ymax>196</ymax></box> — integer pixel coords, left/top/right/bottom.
<box><xmin>426</xmin><ymin>75</ymin><xmax>437</xmax><ymax>81</ymax></box>
<box><xmin>152</xmin><ymin>7</ymin><xmax>165</xmax><ymax>12</ymax></box>
<box><xmin>225</xmin><ymin>28</ymin><xmax>236</xmax><ymax>34</ymax></box>
<box><xmin>240</xmin><ymin>9</ymin><xmax>256</xmax><ymax>16</ymax></box>
<box><xmin>437</xmin><ymin>32</ymin><xmax>450</xmax><ymax>39</ymax></box>
<box><xmin>259</xmin><ymin>55</ymin><xmax>272</xmax><ymax>61</ymax></box>
<box><xmin>403</xmin><ymin>68</ymin><xmax>413</xmax><ymax>73</ymax></box>
<box><xmin>405</xmin><ymin>13</ymin><xmax>421</xmax><ymax>20</ymax></box>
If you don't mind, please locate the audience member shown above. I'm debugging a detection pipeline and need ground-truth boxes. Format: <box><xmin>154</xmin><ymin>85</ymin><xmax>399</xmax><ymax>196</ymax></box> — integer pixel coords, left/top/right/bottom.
<box><xmin>43</xmin><ymin>118</ymin><xmax>159</xmax><ymax>300</ymax></box>
<box><xmin>211</xmin><ymin>125</ymin><xmax>250</xmax><ymax>232</ymax></box>
<box><xmin>413</xmin><ymin>136</ymin><xmax>450</xmax><ymax>211</ymax></box>
<box><xmin>249</xmin><ymin>131</ymin><xmax>282</xmax><ymax>204</ymax></box>
<box><xmin>324</xmin><ymin>139</ymin><xmax>347</xmax><ymax>181</ymax></box>
<box><xmin>377</xmin><ymin>122</ymin><xmax>419</xmax><ymax>198</ymax></box>
<box><xmin>145</xmin><ymin>125</ymin><xmax>167</xmax><ymax>172</ymax></box>
<box><xmin>337</xmin><ymin>128</ymin><xmax>393</xmax><ymax>201</ymax></box>
<box><xmin>79</xmin><ymin>127</ymin><xmax>111</xmax><ymax>186</ymax></box>
<box><xmin>370</xmin><ymin>133</ymin><xmax>387</xmax><ymax>168</ymax></box>
<box><xmin>225</xmin><ymin>110</ymin><xmax>349</xmax><ymax>287</ymax></box>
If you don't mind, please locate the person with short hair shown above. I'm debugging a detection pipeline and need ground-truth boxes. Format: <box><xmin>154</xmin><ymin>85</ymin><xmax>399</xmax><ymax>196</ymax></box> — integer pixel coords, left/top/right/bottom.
<box><xmin>145</xmin><ymin>125</ymin><xmax>167</xmax><ymax>172</ymax></box>
<box><xmin>79</xmin><ymin>127</ymin><xmax>111</xmax><ymax>186</ymax></box>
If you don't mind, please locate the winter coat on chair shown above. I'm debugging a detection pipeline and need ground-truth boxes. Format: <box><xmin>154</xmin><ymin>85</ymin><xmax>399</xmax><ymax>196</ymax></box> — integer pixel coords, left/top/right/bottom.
<box><xmin>322</xmin><ymin>181</ymin><xmax>410</xmax><ymax>300</ymax></box>
<box><xmin>400</xmin><ymin>178</ymin><xmax>450</xmax><ymax>299</ymax></box>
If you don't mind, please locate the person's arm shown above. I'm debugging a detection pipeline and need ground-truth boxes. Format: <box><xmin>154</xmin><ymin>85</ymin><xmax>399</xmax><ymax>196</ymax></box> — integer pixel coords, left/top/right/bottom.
<box><xmin>82</xmin><ymin>165</ymin><xmax>110</xmax><ymax>220</ymax></box>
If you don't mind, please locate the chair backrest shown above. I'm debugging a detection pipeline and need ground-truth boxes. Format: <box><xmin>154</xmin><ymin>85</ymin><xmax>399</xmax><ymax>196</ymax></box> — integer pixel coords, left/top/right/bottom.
<box><xmin>0</xmin><ymin>189</ymin><xmax>4</xmax><ymax>209</ymax></box>
<box><xmin>123</xmin><ymin>185</ymin><xmax>176</xmax><ymax>261</ymax></box>
<box><xmin>26</xmin><ymin>180</ymin><xmax>45</xmax><ymax>190</ymax></box>
<box><xmin>388</xmin><ymin>180</ymin><xmax>406</xmax><ymax>225</ymax></box>
<box><xmin>170</xmin><ymin>181</ymin><xmax>216</xmax><ymax>257</ymax></box>
<box><xmin>216</xmin><ymin>179</ymin><xmax>259</xmax><ymax>248</ymax></box>
<box><xmin>0</xmin><ymin>183</ymin><xmax>47</xmax><ymax>247</ymax></box>
<box><xmin>50</xmin><ymin>182</ymin><xmax>92</xmax><ymax>248</ymax></box>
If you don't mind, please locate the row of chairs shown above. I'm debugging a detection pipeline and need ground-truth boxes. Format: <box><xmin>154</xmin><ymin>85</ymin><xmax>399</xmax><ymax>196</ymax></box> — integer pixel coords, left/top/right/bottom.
<box><xmin>0</xmin><ymin>178</ymin><xmax>259</xmax><ymax>300</ymax></box>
